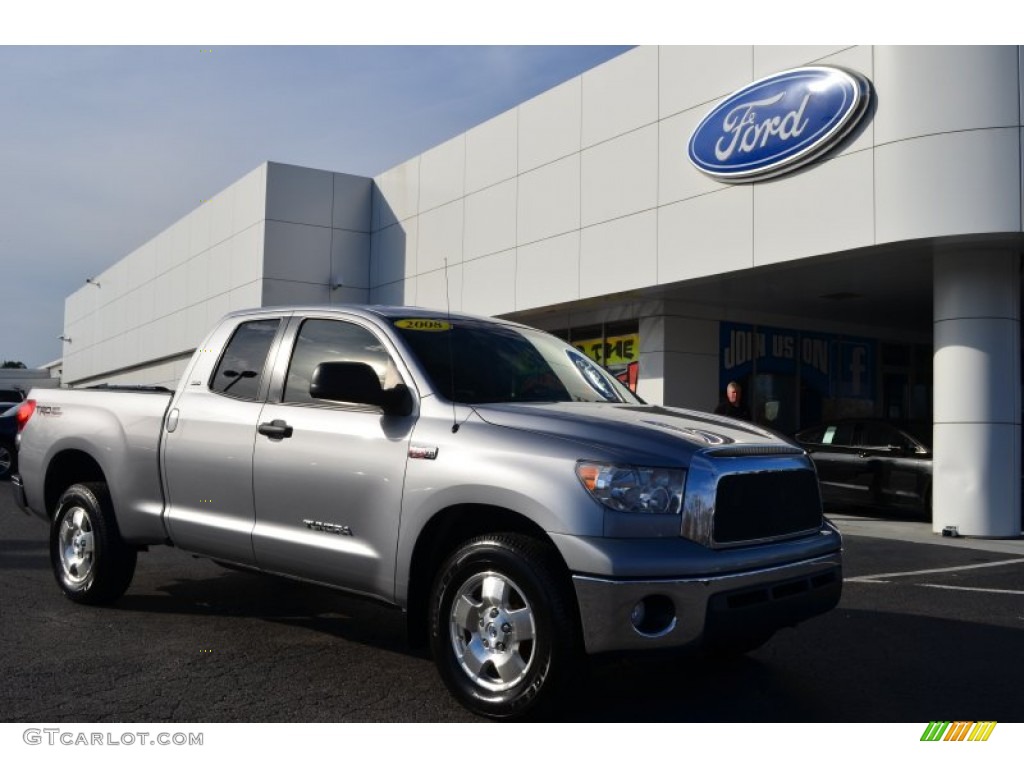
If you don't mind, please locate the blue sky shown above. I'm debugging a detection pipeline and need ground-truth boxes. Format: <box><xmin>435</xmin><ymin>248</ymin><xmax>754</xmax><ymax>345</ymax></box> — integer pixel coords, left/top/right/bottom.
<box><xmin>0</xmin><ymin>45</ymin><xmax>631</xmax><ymax>368</ymax></box>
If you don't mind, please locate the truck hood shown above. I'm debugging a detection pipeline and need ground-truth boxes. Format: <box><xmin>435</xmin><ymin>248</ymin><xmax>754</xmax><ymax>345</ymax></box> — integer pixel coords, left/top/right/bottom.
<box><xmin>472</xmin><ymin>402</ymin><xmax>796</xmax><ymax>462</ymax></box>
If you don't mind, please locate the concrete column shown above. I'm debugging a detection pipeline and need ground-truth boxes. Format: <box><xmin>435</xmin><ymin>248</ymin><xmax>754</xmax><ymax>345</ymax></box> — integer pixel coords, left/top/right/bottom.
<box><xmin>933</xmin><ymin>250</ymin><xmax>1020</xmax><ymax>537</ymax></box>
<box><xmin>637</xmin><ymin>315</ymin><xmax>719</xmax><ymax>410</ymax></box>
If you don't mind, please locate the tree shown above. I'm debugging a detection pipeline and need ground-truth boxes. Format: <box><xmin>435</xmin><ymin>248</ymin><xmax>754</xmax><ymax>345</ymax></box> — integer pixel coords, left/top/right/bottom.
<box><xmin>1</xmin><ymin>361</ymin><xmax>27</xmax><ymax>369</ymax></box>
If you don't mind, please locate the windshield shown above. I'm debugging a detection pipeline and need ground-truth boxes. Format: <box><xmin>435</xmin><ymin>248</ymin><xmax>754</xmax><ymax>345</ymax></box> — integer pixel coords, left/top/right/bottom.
<box><xmin>392</xmin><ymin>318</ymin><xmax>641</xmax><ymax>405</ymax></box>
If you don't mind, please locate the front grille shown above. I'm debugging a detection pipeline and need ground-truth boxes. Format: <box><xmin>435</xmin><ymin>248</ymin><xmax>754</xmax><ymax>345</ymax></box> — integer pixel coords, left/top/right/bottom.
<box><xmin>713</xmin><ymin>469</ymin><xmax>822</xmax><ymax>545</ymax></box>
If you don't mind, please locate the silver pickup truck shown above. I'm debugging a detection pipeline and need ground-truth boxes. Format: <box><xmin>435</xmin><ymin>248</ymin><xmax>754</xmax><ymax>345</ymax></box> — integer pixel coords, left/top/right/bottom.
<box><xmin>12</xmin><ymin>305</ymin><xmax>842</xmax><ymax>717</ymax></box>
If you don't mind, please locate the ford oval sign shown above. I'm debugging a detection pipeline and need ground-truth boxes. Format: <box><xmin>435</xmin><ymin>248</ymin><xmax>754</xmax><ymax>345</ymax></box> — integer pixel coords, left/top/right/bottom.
<box><xmin>688</xmin><ymin>67</ymin><xmax>871</xmax><ymax>182</ymax></box>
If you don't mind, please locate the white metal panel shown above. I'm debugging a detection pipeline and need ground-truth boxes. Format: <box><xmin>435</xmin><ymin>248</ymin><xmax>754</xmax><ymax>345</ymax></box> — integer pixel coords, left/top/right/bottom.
<box><xmin>188</xmin><ymin>201</ymin><xmax>212</xmax><ymax>259</ymax></box>
<box><xmin>261</xmin><ymin>279</ymin><xmax>330</xmax><ymax>307</ymax></box>
<box><xmin>874</xmin><ymin>46</ymin><xmax>1019</xmax><ymax>145</ymax></box>
<box><xmin>515</xmin><ymin>232</ymin><xmax>580</xmax><ymax>310</ymax></box>
<box><xmin>370</xmin><ymin>279</ymin><xmax>413</xmax><ymax>307</ymax></box>
<box><xmin>817</xmin><ymin>46</ymin><xmax>875</xmax><ymax>158</ymax></box>
<box><xmin>464</xmin><ymin>179</ymin><xmax>516</xmax><ymax>261</ymax></box>
<box><xmin>579</xmin><ymin>210</ymin><xmax>657</xmax><ymax>299</ymax></box>
<box><xmin>228</xmin><ymin>280</ymin><xmax>262</xmax><ymax>313</ymax></box>
<box><xmin>658</xmin><ymin>108</ymin><xmax>724</xmax><ymax>207</ymax></box>
<box><xmin>262</xmin><ymin>220</ymin><xmax>332</xmax><ymax>284</ymax></box>
<box><xmin>265</xmin><ymin>163</ymin><xmax>333</xmax><ymax>227</ymax></box>
<box><xmin>155</xmin><ymin>224</ymin><xmax>176</xmax><ymax>277</ymax></box>
<box><xmin>463</xmin><ymin>250</ymin><xmax>516</xmax><ymax>316</ymax></box>
<box><xmin>657</xmin><ymin>187</ymin><xmax>753</xmax><ymax>284</ymax></box>
<box><xmin>186</xmin><ymin>250</ymin><xmax>210</xmax><ymax>307</ymax></box>
<box><xmin>754</xmin><ymin>150</ymin><xmax>874</xmax><ymax>266</ymax></box>
<box><xmin>374</xmin><ymin>158</ymin><xmax>420</xmax><ymax>228</ymax></box>
<box><xmin>465</xmin><ymin>109</ymin><xmax>518</xmax><ymax>194</ymax></box>
<box><xmin>371</xmin><ymin>219</ymin><xmax>417</xmax><ymax>287</ymax></box>
<box><xmin>231</xmin><ymin>163</ymin><xmax>267</xmax><ymax>232</ymax></box>
<box><xmin>419</xmin><ymin>135</ymin><xmax>465</xmax><ymax>212</ymax></box>
<box><xmin>230</xmin><ymin>224</ymin><xmax>264</xmax><ymax>287</ymax></box>
<box><xmin>876</xmin><ymin>128</ymin><xmax>1021</xmax><ymax>243</ymax></box>
<box><xmin>416</xmin><ymin>264</ymin><xmax>462</xmax><ymax>312</ymax></box>
<box><xmin>205</xmin><ymin>293</ymin><xmax>231</xmax><ymax>332</ymax></box>
<box><xmin>206</xmin><ymin>240</ymin><xmax>232</xmax><ymax>297</ymax></box>
<box><xmin>207</xmin><ymin>186</ymin><xmax>234</xmax><ymax>248</ymax></box>
<box><xmin>659</xmin><ymin>46</ymin><xmax>753</xmax><ymax>119</ymax></box>
<box><xmin>332</xmin><ymin>172</ymin><xmax>373</xmax><ymax>233</ymax></box>
<box><xmin>581</xmin><ymin>124</ymin><xmax>657</xmax><ymax>227</ymax></box>
<box><xmin>517</xmin><ymin>155</ymin><xmax>580</xmax><ymax>245</ymax></box>
<box><xmin>517</xmin><ymin>77</ymin><xmax>581</xmax><ymax>174</ymax></box>
<box><xmin>582</xmin><ymin>46</ymin><xmax>658</xmax><ymax>148</ymax></box>
<box><xmin>330</xmin><ymin>229</ymin><xmax>371</xmax><ymax>290</ymax></box>
<box><xmin>417</xmin><ymin>199</ymin><xmax>464</xmax><ymax>274</ymax></box>
<box><xmin>170</xmin><ymin>218</ymin><xmax>191</xmax><ymax>270</ymax></box>
<box><xmin>753</xmin><ymin>46</ymin><xmax>852</xmax><ymax>78</ymax></box>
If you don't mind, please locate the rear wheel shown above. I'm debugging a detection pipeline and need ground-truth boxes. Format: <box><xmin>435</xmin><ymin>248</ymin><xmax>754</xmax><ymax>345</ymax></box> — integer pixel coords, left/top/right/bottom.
<box><xmin>50</xmin><ymin>482</ymin><xmax>137</xmax><ymax>605</ymax></box>
<box><xmin>429</xmin><ymin>534</ymin><xmax>578</xmax><ymax>718</ymax></box>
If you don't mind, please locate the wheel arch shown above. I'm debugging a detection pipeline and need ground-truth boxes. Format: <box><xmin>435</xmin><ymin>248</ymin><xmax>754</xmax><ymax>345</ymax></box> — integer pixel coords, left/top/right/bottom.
<box><xmin>44</xmin><ymin>450</ymin><xmax>107</xmax><ymax>519</ymax></box>
<box><xmin>404</xmin><ymin>504</ymin><xmax>574</xmax><ymax>648</ymax></box>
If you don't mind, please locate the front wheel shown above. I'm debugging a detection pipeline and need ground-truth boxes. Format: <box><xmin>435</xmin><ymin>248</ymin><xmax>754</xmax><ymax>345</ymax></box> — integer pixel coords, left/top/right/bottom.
<box><xmin>429</xmin><ymin>534</ymin><xmax>578</xmax><ymax>718</ymax></box>
<box><xmin>50</xmin><ymin>482</ymin><xmax>137</xmax><ymax>605</ymax></box>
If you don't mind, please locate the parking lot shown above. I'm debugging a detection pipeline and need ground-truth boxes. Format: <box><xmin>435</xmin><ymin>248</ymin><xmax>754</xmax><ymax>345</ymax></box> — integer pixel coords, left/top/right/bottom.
<box><xmin>1</xmin><ymin>479</ymin><xmax>1022</xmax><ymax>723</ymax></box>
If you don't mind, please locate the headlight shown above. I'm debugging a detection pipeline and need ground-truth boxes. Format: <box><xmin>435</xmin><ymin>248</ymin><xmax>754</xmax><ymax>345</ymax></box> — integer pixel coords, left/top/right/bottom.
<box><xmin>576</xmin><ymin>461</ymin><xmax>685</xmax><ymax>515</ymax></box>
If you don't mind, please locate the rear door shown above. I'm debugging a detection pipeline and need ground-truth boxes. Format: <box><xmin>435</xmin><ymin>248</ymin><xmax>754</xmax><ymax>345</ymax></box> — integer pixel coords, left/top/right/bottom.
<box><xmin>162</xmin><ymin>317</ymin><xmax>285</xmax><ymax>564</ymax></box>
<box><xmin>805</xmin><ymin>421</ymin><xmax>870</xmax><ymax>505</ymax></box>
<box><xmin>251</xmin><ymin>315</ymin><xmax>416</xmax><ymax>601</ymax></box>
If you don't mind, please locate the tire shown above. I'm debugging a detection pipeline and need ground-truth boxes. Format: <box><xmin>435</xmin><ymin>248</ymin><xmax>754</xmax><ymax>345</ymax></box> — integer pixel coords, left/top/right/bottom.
<box><xmin>0</xmin><ymin>441</ymin><xmax>14</xmax><ymax>480</ymax></box>
<box><xmin>50</xmin><ymin>482</ymin><xmax>137</xmax><ymax>605</ymax></box>
<box><xmin>429</xmin><ymin>534</ymin><xmax>578</xmax><ymax>719</ymax></box>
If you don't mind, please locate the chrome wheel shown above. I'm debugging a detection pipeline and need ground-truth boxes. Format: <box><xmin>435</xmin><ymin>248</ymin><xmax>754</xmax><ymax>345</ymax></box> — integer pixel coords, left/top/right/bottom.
<box><xmin>448</xmin><ymin>570</ymin><xmax>536</xmax><ymax>692</ymax></box>
<box><xmin>58</xmin><ymin>506</ymin><xmax>96</xmax><ymax>587</ymax></box>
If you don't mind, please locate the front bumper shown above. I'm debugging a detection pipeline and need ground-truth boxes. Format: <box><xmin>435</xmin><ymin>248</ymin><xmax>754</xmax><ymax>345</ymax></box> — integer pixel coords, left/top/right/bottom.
<box><xmin>572</xmin><ymin>552</ymin><xmax>842</xmax><ymax>654</ymax></box>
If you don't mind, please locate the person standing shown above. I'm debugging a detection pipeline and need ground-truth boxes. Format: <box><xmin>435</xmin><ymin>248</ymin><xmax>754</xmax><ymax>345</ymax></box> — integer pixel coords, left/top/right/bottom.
<box><xmin>715</xmin><ymin>380</ymin><xmax>751</xmax><ymax>421</ymax></box>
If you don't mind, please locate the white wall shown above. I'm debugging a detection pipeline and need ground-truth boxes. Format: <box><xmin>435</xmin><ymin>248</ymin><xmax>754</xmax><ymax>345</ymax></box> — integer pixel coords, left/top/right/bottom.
<box><xmin>370</xmin><ymin>45</ymin><xmax>1023</xmax><ymax>317</ymax></box>
<box><xmin>64</xmin><ymin>164</ymin><xmax>269</xmax><ymax>386</ymax></box>
<box><xmin>64</xmin><ymin>162</ymin><xmax>373</xmax><ymax>386</ymax></box>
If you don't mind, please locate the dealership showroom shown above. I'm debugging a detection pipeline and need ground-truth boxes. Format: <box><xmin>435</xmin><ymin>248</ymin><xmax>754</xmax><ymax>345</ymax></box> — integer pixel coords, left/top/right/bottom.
<box><xmin>56</xmin><ymin>46</ymin><xmax>1023</xmax><ymax>538</ymax></box>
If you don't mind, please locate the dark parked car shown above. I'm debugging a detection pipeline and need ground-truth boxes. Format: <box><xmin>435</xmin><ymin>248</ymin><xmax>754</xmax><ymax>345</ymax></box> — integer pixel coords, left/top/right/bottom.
<box><xmin>0</xmin><ymin>401</ymin><xmax>21</xmax><ymax>480</ymax></box>
<box><xmin>795</xmin><ymin>419</ymin><xmax>932</xmax><ymax>517</ymax></box>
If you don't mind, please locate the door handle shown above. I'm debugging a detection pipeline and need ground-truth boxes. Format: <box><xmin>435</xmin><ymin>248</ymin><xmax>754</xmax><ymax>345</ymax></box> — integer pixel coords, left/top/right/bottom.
<box><xmin>258</xmin><ymin>419</ymin><xmax>293</xmax><ymax>439</ymax></box>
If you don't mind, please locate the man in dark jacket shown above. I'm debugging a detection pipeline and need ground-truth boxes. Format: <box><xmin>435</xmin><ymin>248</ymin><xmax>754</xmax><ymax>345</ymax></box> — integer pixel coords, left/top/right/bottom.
<box><xmin>714</xmin><ymin>380</ymin><xmax>751</xmax><ymax>421</ymax></box>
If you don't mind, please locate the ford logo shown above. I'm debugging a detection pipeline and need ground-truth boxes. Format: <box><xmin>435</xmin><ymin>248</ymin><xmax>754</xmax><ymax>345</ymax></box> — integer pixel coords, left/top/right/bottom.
<box><xmin>688</xmin><ymin>66</ymin><xmax>871</xmax><ymax>182</ymax></box>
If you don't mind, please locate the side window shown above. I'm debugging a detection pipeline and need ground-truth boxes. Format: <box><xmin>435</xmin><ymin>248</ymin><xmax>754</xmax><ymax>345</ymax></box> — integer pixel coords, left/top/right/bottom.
<box><xmin>860</xmin><ymin>422</ymin><xmax>898</xmax><ymax>449</ymax></box>
<box><xmin>283</xmin><ymin>319</ymin><xmax>397</xmax><ymax>405</ymax></box>
<box><xmin>210</xmin><ymin>319</ymin><xmax>281</xmax><ymax>401</ymax></box>
<box><xmin>830</xmin><ymin>422</ymin><xmax>856</xmax><ymax>447</ymax></box>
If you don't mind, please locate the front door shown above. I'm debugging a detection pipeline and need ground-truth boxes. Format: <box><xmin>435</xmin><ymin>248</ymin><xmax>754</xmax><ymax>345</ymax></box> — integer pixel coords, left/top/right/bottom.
<box><xmin>251</xmin><ymin>317</ymin><xmax>415</xmax><ymax>601</ymax></box>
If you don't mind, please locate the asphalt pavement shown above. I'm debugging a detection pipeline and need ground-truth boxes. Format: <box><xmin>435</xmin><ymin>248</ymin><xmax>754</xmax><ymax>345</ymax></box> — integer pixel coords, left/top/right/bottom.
<box><xmin>2</xmin><ymin>479</ymin><xmax>1022</xmax><ymax>722</ymax></box>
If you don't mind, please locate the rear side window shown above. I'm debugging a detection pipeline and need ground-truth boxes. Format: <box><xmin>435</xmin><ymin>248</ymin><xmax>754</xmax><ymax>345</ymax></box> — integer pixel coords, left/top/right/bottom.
<box><xmin>210</xmin><ymin>319</ymin><xmax>281</xmax><ymax>400</ymax></box>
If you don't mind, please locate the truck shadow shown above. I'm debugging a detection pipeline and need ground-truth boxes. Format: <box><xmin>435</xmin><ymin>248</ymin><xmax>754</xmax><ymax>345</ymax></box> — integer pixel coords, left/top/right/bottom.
<box><xmin>561</xmin><ymin>607</ymin><xmax>1024</xmax><ymax>722</ymax></box>
<box><xmin>113</xmin><ymin>560</ymin><xmax>1024</xmax><ymax>722</ymax></box>
<box><xmin>117</xmin><ymin>565</ymin><xmax>419</xmax><ymax>657</ymax></box>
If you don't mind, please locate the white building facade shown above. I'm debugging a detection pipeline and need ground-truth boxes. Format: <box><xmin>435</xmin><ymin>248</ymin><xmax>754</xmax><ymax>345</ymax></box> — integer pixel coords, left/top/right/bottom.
<box><xmin>62</xmin><ymin>46</ymin><xmax>1024</xmax><ymax>537</ymax></box>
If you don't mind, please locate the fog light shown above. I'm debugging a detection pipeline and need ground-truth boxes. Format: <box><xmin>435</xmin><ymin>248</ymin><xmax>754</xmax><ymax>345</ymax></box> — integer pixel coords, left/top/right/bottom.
<box><xmin>629</xmin><ymin>595</ymin><xmax>677</xmax><ymax>637</ymax></box>
<box><xmin>630</xmin><ymin>601</ymin><xmax>646</xmax><ymax>628</ymax></box>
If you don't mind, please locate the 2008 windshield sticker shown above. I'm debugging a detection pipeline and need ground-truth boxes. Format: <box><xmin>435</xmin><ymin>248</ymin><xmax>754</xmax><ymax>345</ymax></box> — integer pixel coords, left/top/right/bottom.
<box><xmin>395</xmin><ymin>319</ymin><xmax>452</xmax><ymax>332</ymax></box>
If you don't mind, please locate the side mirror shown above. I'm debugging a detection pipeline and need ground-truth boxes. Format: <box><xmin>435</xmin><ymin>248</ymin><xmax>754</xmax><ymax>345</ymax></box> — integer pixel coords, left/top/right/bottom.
<box><xmin>310</xmin><ymin>362</ymin><xmax>413</xmax><ymax>417</ymax></box>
